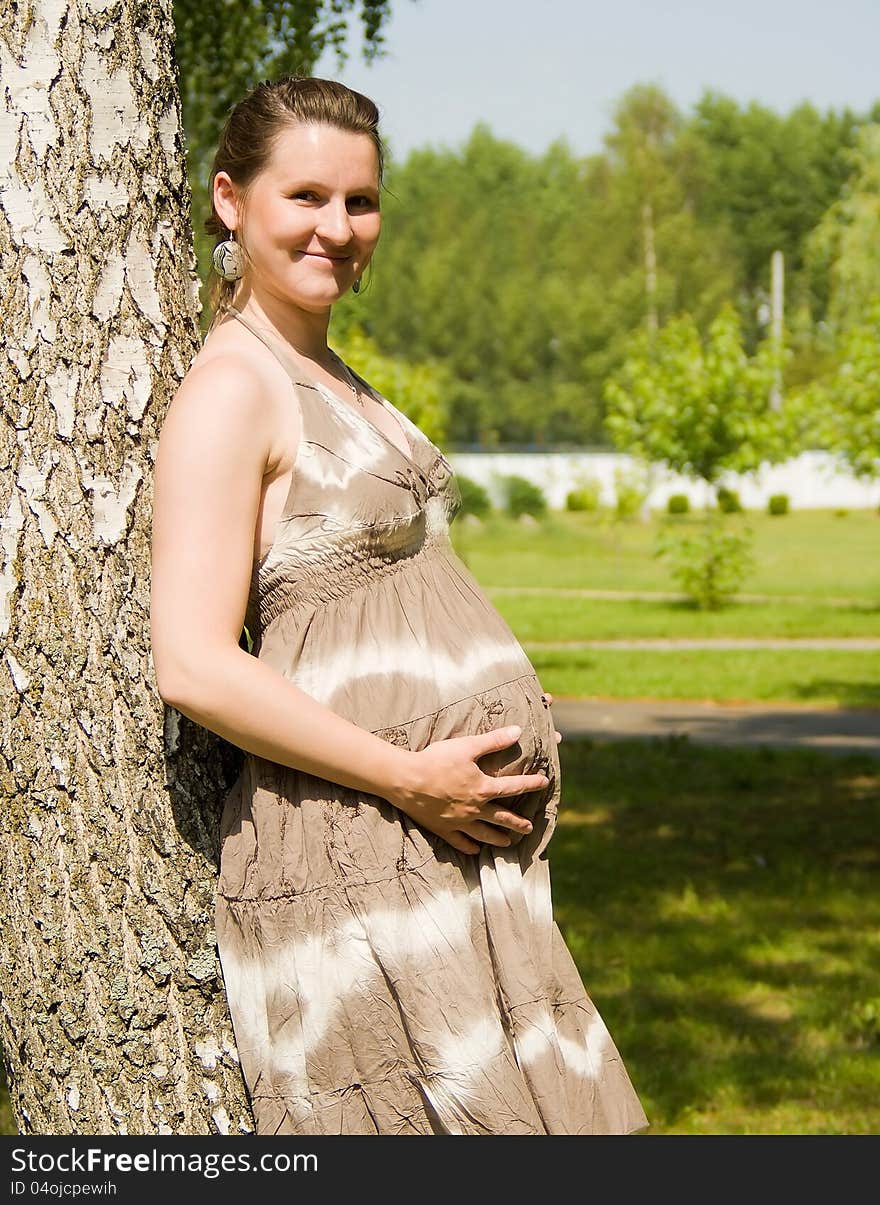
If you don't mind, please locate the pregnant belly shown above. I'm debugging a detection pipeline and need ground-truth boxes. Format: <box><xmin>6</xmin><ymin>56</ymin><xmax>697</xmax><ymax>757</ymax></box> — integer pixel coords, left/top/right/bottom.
<box><xmin>378</xmin><ymin>670</ymin><xmax>561</xmax><ymax>857</ymax></box>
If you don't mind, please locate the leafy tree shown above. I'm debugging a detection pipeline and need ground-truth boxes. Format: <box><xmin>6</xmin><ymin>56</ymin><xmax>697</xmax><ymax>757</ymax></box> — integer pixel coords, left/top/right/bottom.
<box><xmin>656</xmin><ymin>512</ymin><xmax>754</xmax><ymax>610</ymax></box>
<box><xmin>604</xmin><ymin>305</ymin><xmax>788</xmax><ymax>482</ymax></box>
<box><xmin>359</xmin><ymin>111</ymin><xmax>738</xmax><ymax>447</ymax></box>
<box><xmin>801</xmin><ymin>301</ymin><xmax>880</xmax><ymax>480</ymax></box>
<box><xmin>603</xmin><ymin>305</ymin><xmax>789</xmax><ymax>605</ymax></box>
<box><xmin>685</xmin><ymin>93</ymin><xmax>876</xmax><ymax>310</ymax></box>
<box><xmin>806</xmin><ymin>125</ymin><xmax>880</xmax><ymax>332</ymax></box>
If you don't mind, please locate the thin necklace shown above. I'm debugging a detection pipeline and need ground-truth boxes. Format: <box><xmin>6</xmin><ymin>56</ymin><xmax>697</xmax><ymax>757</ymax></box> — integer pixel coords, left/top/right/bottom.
<box><xmin>329</xmin><ymin>350</ymin><xmax>366</xmax><ymax>408</ymax></box>
<box><xmin>228</xmin><ymin>304</ymin><xmax>366</xmax><ymax>407</ymax></box>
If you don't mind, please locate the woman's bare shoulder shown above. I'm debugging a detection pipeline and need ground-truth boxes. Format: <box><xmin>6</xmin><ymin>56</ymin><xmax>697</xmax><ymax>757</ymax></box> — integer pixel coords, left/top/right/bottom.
<box><xmin>165</xmin><ymin>330</ymin><xmax>299</xmax><ymax>474</ymax></box>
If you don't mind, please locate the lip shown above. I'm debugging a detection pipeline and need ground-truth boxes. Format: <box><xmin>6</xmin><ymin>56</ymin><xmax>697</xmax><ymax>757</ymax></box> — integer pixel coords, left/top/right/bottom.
<box><xmin>302</xmin><ymin>252</ymin><xmax>350</xmax><ymax>262</ymax></box>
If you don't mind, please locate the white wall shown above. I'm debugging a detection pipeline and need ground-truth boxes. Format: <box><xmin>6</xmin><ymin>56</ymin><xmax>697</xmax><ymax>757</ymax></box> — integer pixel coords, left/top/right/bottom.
<box><xmin>448</xmin><ymin>450</ymin><xmax>880</xmax><ymax>511</ymax></box>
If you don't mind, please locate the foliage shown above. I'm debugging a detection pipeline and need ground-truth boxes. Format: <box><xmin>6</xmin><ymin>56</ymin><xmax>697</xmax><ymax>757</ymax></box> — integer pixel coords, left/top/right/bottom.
<box><xmin>566</xmin><ymin>488</ymin><xmax>599</xmax><ymax>512</ymax></box>
<box><xmin>604</xmin><ymin>304</ymin><xmax>789</xmax><ymax>482</ymax></box>
<box><xmin>806</xmin><ymin>125</ymin><xmax>880</xmax><ymax>331</ymax></box>
<box><xmin>667</xmin><ymin>493</ymin><xmax>690</xmax><ymax>514</ymax></box>
<box><xmin>455</xmin><ymin>475</ymin><xmax>492</xmax><ymax>518</ymax></box>
<box><xmin>684</xmin><ymin>93</ymin><xmax>875</xmax><ymax>306</ymax></box>
<box><xmin>655</xmin><ymin>512</ymin><xmax>755</xmax><ymax>609</ymax></box>
<box><xmin>716</xmin><ymin>485</ymin><xmax>743</xmax><ymax>513</ymax></box>
<box><xmin>768</xmin><ymin>494</ymin><xmax>790</xmax><ymax>516</ymax></box>
<box><xmin>603</xmin><ymin>305</ymin><xmax>792</xmax><ymax>603</ymax></box>
<box><xmin>798</xmin><ymin>301</ymin><xmax>880</xmax><ymax>479</ymax></box>
<box><xmin>499</xmin><ymin>475</ymin><xmax>547</xmax><ymax>519</ymax></box>
<box><xmin>613</xmin><ymin>466</ymin><xmax>649</xmax><ymax>520</ymax></box>
<box><xmin>331</xmin><ymin>325</ymin><xmax>450</xmax><ymax>443</ymax></box>
<box><xmin>341</xmin><ymin>109</ymin><xmax>741</xmax><ymax>446</ymax></box>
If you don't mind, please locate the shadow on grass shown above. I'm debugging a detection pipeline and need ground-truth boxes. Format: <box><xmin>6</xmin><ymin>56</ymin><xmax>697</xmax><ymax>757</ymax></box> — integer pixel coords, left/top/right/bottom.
<box><xmin>551</xmin><ymin>736</ymin><xmax>880</xmax><ymax>1133</ymax></box>
<box><xmin>794</xmin><ymin>679</ymin><xmax>880</xmax><ymax>708</ymax></box>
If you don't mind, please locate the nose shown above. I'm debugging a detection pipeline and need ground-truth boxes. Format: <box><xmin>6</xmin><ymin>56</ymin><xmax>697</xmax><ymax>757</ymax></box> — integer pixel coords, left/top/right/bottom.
<box><xmin>315</xmin><ymin>198</ymin><xmax>354</xmax><ymax>246</ymax></box>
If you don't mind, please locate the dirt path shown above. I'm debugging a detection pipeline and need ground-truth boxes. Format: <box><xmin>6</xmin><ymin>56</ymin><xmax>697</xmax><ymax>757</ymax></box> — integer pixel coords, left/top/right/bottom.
<box><xmin>551</xmin><ymin>697</ymin><xmax>880</xmax><ymax>757</ymax></box>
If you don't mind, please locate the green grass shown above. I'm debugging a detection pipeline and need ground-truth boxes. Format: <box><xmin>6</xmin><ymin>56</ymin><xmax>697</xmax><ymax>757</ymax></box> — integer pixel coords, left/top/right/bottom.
<box><xmin>550</xmin><ymin>738</ymin><xmax>880</xmax><ymax>1134</ymax></box>
<box><xmin>449</xmin><ymin>509</ymin><xmax>880</xmax><ymax>706</ymax></box>
<box><xmin>492</xmin><ymin>595</ymin><xmax>880</xmax><ymax>640</ymax></box>
<box><xmin>451</xmin><ymin>509</ymin><xmax>880</xmax><ymax>601</ymax></box>
<box><xmin>528</xmin><ymin>648</ymin><xmax>880</xmax><ymax>708</ymax></box>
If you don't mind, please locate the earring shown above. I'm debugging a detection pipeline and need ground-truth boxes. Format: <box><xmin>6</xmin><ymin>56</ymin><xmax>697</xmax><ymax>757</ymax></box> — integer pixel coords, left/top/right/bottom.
<box><xmin>352</xmin><ymin>275</ymin><xmax>362</xmax><ymax>295</ymax></box>
<box><xmin>212</xmin><ymin>233</ymin><xmax>243</xmax><ymax>281</ymax></box>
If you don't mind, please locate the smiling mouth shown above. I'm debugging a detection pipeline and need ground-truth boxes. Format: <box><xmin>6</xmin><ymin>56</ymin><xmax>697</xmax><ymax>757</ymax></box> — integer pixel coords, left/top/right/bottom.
<box><xmin>302</xmin><ymin>252</ymin><xmax>350</xmax><ymax>261</ymax></box>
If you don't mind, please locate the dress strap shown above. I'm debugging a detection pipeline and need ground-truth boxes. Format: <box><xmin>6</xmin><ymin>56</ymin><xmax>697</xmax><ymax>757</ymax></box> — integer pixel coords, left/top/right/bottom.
<box><xmin>225</xmin><ymin>304</ymin><xmax>316</xmax><ymax>389</ymax></box>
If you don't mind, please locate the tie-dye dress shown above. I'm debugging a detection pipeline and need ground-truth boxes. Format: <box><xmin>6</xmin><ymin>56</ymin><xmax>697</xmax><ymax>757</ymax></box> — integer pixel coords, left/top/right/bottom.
<box><xmin>214</xmin><ymin>305</ymin><xmax>648</xmax><ymax>1136</ymax></box>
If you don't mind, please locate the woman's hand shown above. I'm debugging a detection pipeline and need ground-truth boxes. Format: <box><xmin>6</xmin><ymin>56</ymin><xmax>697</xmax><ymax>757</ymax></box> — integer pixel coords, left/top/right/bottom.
<box><xmin>388</xmin><ymin>725</ymin><xmax>551</xmax><ymax>855</ymax></box>
<box><xmin>542</xmin><ymin>691</ymin><xmax>563</xmax><ymax>745</ymax></box>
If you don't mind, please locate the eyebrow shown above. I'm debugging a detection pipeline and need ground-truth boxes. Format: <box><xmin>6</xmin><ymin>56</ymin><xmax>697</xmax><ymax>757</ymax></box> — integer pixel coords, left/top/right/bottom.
<box><xmin>282</xmin><ymin>178</ymin><xmax>380</xmax><ymax>196</ymax></box>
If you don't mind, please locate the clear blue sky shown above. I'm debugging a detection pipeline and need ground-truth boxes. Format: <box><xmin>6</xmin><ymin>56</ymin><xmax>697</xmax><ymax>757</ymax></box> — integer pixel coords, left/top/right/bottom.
<box><xmin>314</xmin><ymin>0</ymin><xmax>880</xmax><ymax>159</ymax></box>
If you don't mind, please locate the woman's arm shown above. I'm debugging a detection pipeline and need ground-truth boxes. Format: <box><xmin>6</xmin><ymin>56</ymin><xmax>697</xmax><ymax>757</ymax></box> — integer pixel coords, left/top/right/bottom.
<box><xmin>149</xmin><ymin>355</ymin><xmax>546</xmax><ymax>853</ymax></box>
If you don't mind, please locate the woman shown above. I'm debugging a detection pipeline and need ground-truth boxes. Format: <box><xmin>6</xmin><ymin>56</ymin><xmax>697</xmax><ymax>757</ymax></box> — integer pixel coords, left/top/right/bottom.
<box><xmin>150</xmin><ymin>76</ymin><xmax>647</xmax><ymax>1136</ymax></box>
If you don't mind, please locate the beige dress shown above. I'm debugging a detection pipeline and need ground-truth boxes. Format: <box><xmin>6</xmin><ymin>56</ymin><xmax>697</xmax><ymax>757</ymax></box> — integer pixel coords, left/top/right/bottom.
<box><xmin>214</xmin><ymin>305</ymin><xmax>648</xmax><ymax>1136</ymax></box>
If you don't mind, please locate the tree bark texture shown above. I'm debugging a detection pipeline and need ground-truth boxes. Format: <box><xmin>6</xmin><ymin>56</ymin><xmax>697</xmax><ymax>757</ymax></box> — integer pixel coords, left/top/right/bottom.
<box><xmin>0</xmin><ymin>0</ymin><xmax>253</xmax><ymax>1134</ymax></box>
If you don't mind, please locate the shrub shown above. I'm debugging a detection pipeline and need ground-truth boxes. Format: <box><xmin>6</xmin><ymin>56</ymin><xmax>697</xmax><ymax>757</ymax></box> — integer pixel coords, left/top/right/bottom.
<box><xmin>566</xmin><ymin>476</ymin><xmax>602</xmax><ymax>512</ymax></box>
<box><xmin>667</xmin><ymin>493</ymin><xmax>690</xmax><ymax>515</ymax></box>
<box><xmin>613</xmin><ymin>467</ymin><xmax>648</xmax><ymax>520</ymax></box>
<box><xmin>768</xmin><ymin>493</ymin><xmax>790</xmax><ymax>516</ymax></box>
<box><xmin>656</xmin><ymin>513</ymin><xmax>755</xmax><ymax>610</ymax></box>
<box><xmin>456</xmin><ymin>474</ymin><xmax>492</xmax><ymax>518</ymax></box>
<box><xmin>717</xmin><ymin>486</ymin><xmax>743</xmax><ymax>514</ymax></box>
<box><xmin>501</xmin><ymin>474</ymin><xmax>547</xmax><ymax>519</ymax></box>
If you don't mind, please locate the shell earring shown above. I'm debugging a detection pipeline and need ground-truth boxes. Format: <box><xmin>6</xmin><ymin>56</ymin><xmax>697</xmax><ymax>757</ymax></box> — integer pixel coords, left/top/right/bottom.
<box><xmin>212</xmin><ymin>232</ymin><xmax>243</xmax><ymax>281</ymax></box>
<box><xmin>352</xmin><ymin>275</ymin><xmax>362</xmax><ymax>295</ymax></box>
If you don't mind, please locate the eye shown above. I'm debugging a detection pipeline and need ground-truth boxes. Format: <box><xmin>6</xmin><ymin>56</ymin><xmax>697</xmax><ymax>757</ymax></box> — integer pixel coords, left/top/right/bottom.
<box><xmin>348</xmin><ymin>195</ymin><xmax>379</xmax><ymax>212</ymax></box>
<box><xmin>291</xmin><ymin>190</ymin><xmax>319</xmax><ymax>201</ymax></box>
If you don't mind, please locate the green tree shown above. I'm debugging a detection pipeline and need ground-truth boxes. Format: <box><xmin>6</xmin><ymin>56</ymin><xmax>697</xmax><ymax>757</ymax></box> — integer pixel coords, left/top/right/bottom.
<box><xmin>358</xmin><ymin>108</ymin><xmax>738</xmax><ymax>447</ymax></box>
<box><xmin>806</xmin><ymin>125</ymin><xmax>880</xmax><ymax>332</ymax></box>
<box><xmin>604</xmin><ymin>305</ymin><xmax>788</xmax><ymax>482</ymax></box>
<box><xmin>685</xmin><ymin>93</ymin><xmax>874</xmax><ymax>310</ymax></box>
<box><xmin>801</xmin><ymin>301</ymin><xmax>880</xmax><ymax>480</ymax></box>
<box><xmin>604</xmin><ymin>305</ymin><xmax>790</xmax><ymax>606</ymax></box>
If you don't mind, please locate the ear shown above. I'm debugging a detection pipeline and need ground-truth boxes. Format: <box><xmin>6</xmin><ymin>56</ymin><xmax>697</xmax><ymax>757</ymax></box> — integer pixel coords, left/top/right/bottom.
<box><xmin>213</xmin><ymin>171</ymin><xmax>240</xmax><ymax>233</ymax></box>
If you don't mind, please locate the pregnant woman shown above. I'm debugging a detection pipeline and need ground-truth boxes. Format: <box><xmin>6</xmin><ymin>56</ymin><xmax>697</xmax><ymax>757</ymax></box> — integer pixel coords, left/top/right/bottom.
<box><xmin>150</xmin><ymin>76</ymin><xmax>647</xmax><ymax>1136</ymax></box>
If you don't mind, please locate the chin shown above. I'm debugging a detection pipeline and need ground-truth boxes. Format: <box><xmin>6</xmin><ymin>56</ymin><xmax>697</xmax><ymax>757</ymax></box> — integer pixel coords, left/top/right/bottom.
<box><xmin>281</xmin><ymin>282</ymin><xmax>349</xmax><ymax>312</ymax></box>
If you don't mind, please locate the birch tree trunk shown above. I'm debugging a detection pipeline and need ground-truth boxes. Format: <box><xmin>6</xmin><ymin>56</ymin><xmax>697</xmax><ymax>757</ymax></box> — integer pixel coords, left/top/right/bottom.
<box><xmin>0</xmin><ymin>0</ymin><xmax>252</xmax><ymax>1134</ymax></box>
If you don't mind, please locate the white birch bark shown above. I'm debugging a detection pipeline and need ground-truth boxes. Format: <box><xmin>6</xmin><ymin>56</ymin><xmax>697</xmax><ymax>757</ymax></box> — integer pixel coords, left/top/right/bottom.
<box><xmin>0</xmin><ymin>0</ymin><xmax>253</xmax><ymax>1134</ymax></box>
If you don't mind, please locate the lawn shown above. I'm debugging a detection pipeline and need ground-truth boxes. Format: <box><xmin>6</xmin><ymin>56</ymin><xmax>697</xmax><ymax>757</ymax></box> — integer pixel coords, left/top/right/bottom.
<box><xmin>451</xmin><ymin>508</ymin><xmax>880</xmax><ymax>601</ymax></box>
<box><xmin>550</xmin><ymin>737</ymin><xmax>880</xmax><ymax>1134</ymax></box>
<box><xmin>528</xmin><ymin>648</ymin><xmax>880</xmax><ymax>708</ymax></box>
<box><xmin>495</xmin><ymin>594</ymin><xmax>880</xmax><ymax>640</ymax></box>
<box><xmin>450</xmin><ymin>509</ymin><xmax>880</xmax><ymax>705</ymax></box>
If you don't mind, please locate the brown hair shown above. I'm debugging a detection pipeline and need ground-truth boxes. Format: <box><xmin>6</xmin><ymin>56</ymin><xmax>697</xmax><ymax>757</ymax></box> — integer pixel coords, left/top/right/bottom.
<box><xmin>204</xmin><ymin>76</ymin><xmax>385</xmax><ymax>328</ymax></box>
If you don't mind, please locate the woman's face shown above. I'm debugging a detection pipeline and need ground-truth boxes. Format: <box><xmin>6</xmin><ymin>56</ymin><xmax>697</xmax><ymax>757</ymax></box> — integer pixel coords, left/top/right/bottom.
<box><xmin>218</xmin><ymin>121</ymin><xmax>381</xmax><ymax>313</ymax></box>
